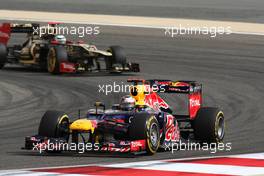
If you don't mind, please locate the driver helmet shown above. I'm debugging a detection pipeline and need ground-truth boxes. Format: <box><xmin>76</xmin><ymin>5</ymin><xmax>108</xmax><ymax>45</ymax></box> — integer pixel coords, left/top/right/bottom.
<box><xmin>120</xmin><ymin>95</ymin><xmax>135</xmax><ymax>111</ymax></box>
<box><xmin>54</xmin><ymin>35</ymin><xmax>66</xmax><ymax>44</ymax></box>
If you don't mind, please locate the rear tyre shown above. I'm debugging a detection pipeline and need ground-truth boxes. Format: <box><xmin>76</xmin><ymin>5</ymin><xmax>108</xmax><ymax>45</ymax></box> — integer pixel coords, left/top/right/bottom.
<box><xmin>0</xmin><ymin>43</ymin><xmax>7</xmax><ymax>69</ymax></box>
<box><xmin>193</xmin><ymin>107</ymin><xmax>225</xmax><ymax>143</ymax></box>
<box><xmin>129</xmin><ymin>113</ymin><xmax>160</xmax><ymax>155</ymax></box>
<box><xmin>38</xmin><ymin>110</ymin><xmax>70</xmax><ymax>141</ymax></box>
<box><xmin>47</xmin><ymin>45</ymin><xmax>68</xmax><ymax>74</ymax></box>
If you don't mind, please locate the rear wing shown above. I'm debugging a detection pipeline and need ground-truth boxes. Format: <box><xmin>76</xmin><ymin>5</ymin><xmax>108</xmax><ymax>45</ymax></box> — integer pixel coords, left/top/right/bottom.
<box><xmin>10</xmin><ymin>23</ymin><xmax>39</xmax><ymax>33</ymax></box>
<box><xmin>0</xmin><ymin>23</ymin><xmax>39</xmax><ymax>34</ymax></box>
<box><xmin>128</xmin><ymin>79</ymin><xmax>202</xmax><ymax>119</ymax></box>
<box><xmin>0</xmin><ymin>23</ymin><xmax>11</xmax><ymax>45</ymax></box>
<box><xmin>0</xmin><ymin>23</ymin><xmax>40</xmax><ymax>45</ymax></box>
<box><xmin>149</xmin><ymin>79</ymin><xmax>202</xmax><ymax>119</ymax></box>
<box><xmin>128</xmin><ymin>79</ymin><xmax>202</xmax><ymax>94</ymax></box>
<box><xmin>146</xmin><ymin>79</ymin><xmax>201</xmax><ymax>94</ymax></box>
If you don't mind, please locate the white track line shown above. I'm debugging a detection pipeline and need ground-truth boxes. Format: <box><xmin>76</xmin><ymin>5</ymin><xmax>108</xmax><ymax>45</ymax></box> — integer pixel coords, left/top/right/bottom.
<box><xmin>0</xmin><ymin>10</ymin><xmax>264</xmax><ymax>36</ymax></box>
<box><xmin>230</xmin><ymin>153</ymin><xmax>264</xmax><ymax>160</ymax></box>
<box><xmin>106</xmin><ymin>162</ymin><xmax>264</xmax><ymax>175</ymax></box>
<box><xmin>1</xmin><ymin>152</ymin><xmax>264</xmax><ymax>172</ymax></box>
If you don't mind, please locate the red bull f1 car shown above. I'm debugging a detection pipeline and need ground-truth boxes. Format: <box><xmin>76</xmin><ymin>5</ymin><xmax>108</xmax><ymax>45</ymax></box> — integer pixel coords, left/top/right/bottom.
<box><xmin>0</xmin><ymin>23</ymin><xmax>139</xmax><ymax>74</ymax></box>
<box><xmin>24</xmin><ymin>79</ymin><xmax>225</xmax><ymax>155</ymax></box>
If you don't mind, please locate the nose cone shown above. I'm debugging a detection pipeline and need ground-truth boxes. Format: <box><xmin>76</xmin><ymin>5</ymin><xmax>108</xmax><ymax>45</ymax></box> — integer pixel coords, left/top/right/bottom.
<box><xmin>70</xmin><ymin>119</ymin><xmax>95</xmax><ymax>133</ymax></box>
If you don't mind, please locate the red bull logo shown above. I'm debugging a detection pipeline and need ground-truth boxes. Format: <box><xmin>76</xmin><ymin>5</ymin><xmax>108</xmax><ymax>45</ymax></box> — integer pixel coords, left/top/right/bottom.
<box><xmin>145</xmin><ymin>92</ymin><xmax>169</xmax><ymax>111</ymax></box>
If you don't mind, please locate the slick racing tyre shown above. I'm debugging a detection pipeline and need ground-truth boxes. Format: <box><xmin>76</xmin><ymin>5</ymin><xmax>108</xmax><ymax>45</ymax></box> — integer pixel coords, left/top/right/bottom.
<box><xmin>39</xmin><ymin>48</ymin><xmax>49</xmax><ymax>71</ymax></box>
<box><xmin>129</xmin><ymin>113</ymin><xmax>160</xmax><ymax>155</ymax></box>
<box><xmin>193</xmin><ymin>107</ymin><xmax>225</xmax><ymax>143</ymax></box>
<box><xmin>0</xmin><ymin>43</ymin><xmax>7</xmax><ymax>69</ymax></box>
<box><xmin>47</xmin><ymin>45</ymin><xmax>68</xmax><ymax>74</ymax></box>
<box><xmin>108</xmin><ymin>45</ymin><xmax>127</xmax><ymax>65</ymax></box>
<box><xmin>38</xmin><ymin>110</ymin><xmax>70</xmax><ymax>141</ymax></box>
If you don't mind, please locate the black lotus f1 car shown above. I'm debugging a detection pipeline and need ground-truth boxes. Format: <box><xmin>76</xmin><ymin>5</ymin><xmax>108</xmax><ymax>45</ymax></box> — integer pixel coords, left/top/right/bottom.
<box><xmin>0</xmin><ymin>23</ymin><xmax>139</xmax><ymax>74</ymax></box>
<box><xmin>24</xmin><ymin>79</ymin><xmax>225</xmax><ymax>155</ymax></box>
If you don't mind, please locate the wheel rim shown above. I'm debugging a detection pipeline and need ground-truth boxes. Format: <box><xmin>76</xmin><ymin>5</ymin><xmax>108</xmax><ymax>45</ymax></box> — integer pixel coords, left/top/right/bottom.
<box><xmin>150</xmin><ymin>123</ymin><xmax>159</xmax><ymax>147</ymax></box>
<box><xmin>48</xmin><ymin>48</ymin><xmax>56</xmax><ymax>72</ymax></box>
<box><xmin>216</xmin><ymin>115</ymin><xmax>225</xmax><ymax>140</ymax></box>
<box><xmin>58</xmin><ymin>118</ymin><xmax>69</xmax><ymax>140</ymax></box>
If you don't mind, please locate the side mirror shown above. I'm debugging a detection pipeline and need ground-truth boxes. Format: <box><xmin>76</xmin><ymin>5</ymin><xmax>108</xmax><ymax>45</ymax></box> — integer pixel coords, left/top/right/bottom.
<box><xmin>94</xmin><ymin>102</ymin><xmax>105</xmax><ymax>114</ymax></box>
<box><xmin>112</xmin><ymin>104</ymin><xmax>120</xmax><ymax>110</ymax></box>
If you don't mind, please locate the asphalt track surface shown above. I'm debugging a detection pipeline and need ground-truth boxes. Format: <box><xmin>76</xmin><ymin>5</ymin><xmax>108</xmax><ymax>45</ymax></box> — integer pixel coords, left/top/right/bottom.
<box><xmin>1</xmin><ymin>0</ymin><xmax>264</xmax><ymax>23</ymax></box>
<box><xmin>0</xmin><ymin>23</ymin><xmax>264</xmax><ymax>169</ymax></box>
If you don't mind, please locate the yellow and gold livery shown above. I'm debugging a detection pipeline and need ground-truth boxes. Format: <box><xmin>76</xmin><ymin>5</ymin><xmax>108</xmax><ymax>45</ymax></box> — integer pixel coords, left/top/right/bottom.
<box><xmin>130</xmin><ymin>85</ymin><xmax>146</xmax><ymax>106</ymax></box>
<box><xmin>70</xmin><ymin>119</ymin><xmax>95</xmax><ymax>133</ymax></box>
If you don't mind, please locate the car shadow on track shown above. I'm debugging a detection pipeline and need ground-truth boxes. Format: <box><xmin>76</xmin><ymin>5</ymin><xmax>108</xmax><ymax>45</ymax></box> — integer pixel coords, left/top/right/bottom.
<box><xmin>2</xmin><ymin>66</ymin><xmax>46</xmax><ymax>73</ymax></box>
<box><xmin>8</xmin><ymin>151</ymin><xmax>142</xmax><ymax>158</ymax></box>
<box><xmin>2</xmin><ymin>66</ymin><xmax>139</xmax><ymax>77</ymax></box>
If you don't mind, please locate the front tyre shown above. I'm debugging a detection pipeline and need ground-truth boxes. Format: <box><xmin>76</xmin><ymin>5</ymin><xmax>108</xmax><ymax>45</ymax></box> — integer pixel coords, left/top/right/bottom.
<box><xmin>128</xmin><ymin>113</ymin><xmax>160</xmax><ymax>155</ymax></box>
<box><xmin>145</xmin><ymin>116</ymin><xmax>160</xmax><ymax>155</ymax></box>
<box><xmin>108</xmin><ymin>45</ymin><xmax>127</xmax><ymax>65</ymax></box>
<box><xmin>47</xmin><ymin>45</ymin><xmax>68</xmax><ymax>74</ymax></box>
<box><xmin>193</xmin><ymin>107</ymin><xmax>225</xmax><ymax>143</ymax></box>
<box><xmin>38</xmin><ymin>110</ymin><xmax>70</xmax><ymax>141</ymax></box>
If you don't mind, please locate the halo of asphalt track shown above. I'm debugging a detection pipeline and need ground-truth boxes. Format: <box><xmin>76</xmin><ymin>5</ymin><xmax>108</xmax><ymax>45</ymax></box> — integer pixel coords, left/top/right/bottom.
<box><xmin>0</xmin><ymin>24</ymin><xmax>264</xmax><ymax>169</ymax></box>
